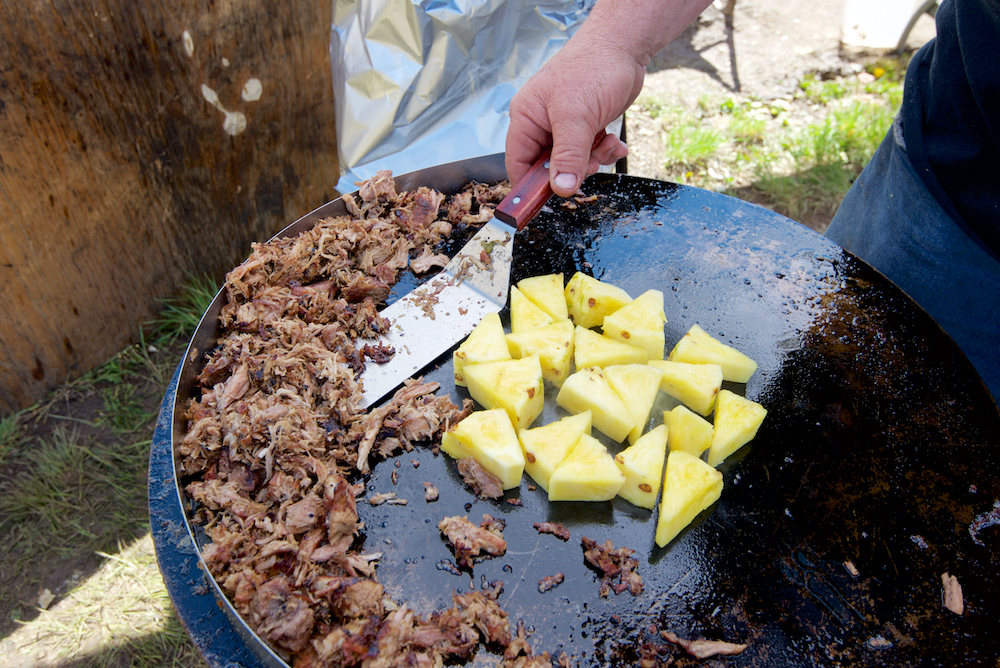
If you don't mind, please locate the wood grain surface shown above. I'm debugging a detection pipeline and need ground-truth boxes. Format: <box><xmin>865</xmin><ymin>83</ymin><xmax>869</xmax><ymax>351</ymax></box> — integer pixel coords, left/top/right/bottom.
<box><xmin>0</xmin><ymin>0</ymin><xmax>339</xmax><ymax>413</ymax></box>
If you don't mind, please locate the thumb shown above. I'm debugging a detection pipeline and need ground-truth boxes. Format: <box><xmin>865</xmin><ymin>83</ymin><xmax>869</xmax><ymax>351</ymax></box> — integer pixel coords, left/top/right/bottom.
<box><xmin>547</xmin><ymin>116</ymin><xmax>602</xmax><ymax>198</ymax></box>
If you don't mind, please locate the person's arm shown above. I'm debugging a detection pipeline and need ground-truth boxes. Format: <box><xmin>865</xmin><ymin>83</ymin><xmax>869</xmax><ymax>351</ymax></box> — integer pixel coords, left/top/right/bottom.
<box><xmin>505</xmin><ymin>0</ymin><xmax>713</xmax><ymax>196</ymax></box>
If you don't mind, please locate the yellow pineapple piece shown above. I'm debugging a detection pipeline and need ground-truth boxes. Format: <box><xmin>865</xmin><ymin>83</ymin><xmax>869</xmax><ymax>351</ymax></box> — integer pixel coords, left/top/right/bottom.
<box><xmin>441</xmin><ymin>408</ymin><xmax>525</xmax><ymax>490</ymax></box>
<box><xmin>564</xmin><ymin>272</ymin><xmax>632</xmax><ymax>329</ymax></box>
<box><xmin>510</xmin><ymin>286</ymin><xmax>555</xmax><ymax>333</ymax></box>
<box><xmin>518</xmin><ymin>411</ymin><xmax>592</xmax><ymax>492</ymax></box>
<box><xmin>516</xmin><ymin>273</ymin><xmax>568</xmax><ymax>321</ymax></box>
<box><xmin>615</xmin><ymin>424</ymin><xmax>668</xmax><ymax>509</ymax></box>
<box><xmin>647</xmin><ymin>360</ymin><xmax>723</xmax><ymax>416</ymax></box>
<box><xmin>574</xmin><ymin>325</ymin><xmax>648</xmax><ymax>368</ymax></box>
<box><xmin>556</xmin><ymin>367</ymin><xmax>635</xmax><ymax>442</ymax></box>
<box><xmin>601</xmin><ymin>289</ymin><xmax>667</xmax><ymax>360</ymax></box>
<box><xmin>669</xmin><ymin>324</ymin><xmax>758</xmax><ymax>383</ymax></box>
<box><xmin>663</xmin><ymin>405</ymin><xmax>713</xmax><ymax>458</ymax></box>
<box><xmin>547</xmin><ymin>433</ymin><xmax>625</xmax><ymax>502</ymax></box>
<box><xmin>707</xmin><ymin>389</ymin><xmax>767</xmax><ymax>467</ymax></box>
<box><xmin>604</xmin><ymin>363</ymin><xmax>664</xmax><ymax>444</ymax></box>
<box><xmin>464</xmin><ymin>355</ymin><xmax>545</xmax><ymax>430</ymax></box>
<box><xmin>506</xmin><ymin>319</ymin><xmax>575</xmax><ymax>387</ymax></box>
<box><xmin>655</xmin><ymin>450</ymin><xmax>723</xmax><ymax>548</ymax></box>
<box><xmin>453</xmin><ymin>312</ymin><xmax>511</xmax><ymax>387</ymax></box>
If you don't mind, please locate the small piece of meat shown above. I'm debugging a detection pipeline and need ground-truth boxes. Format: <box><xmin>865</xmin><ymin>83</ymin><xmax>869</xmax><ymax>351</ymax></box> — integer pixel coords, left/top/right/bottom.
<box><xmin>581</xmin><ymin>536</ymin><xmax>643</xmax><ymax>597</ymax></box>
<box><xmin>362</xmin><ymin>342</ymin><xmax>395</xmax><ymax>364</ymax></box>
<box><xmin>283</xmin><ymin>493</ymin><xmax>324</xmax><ymax>535</ymax></box>
<box><xmin>942</xmin><ymin>572</ymin><xmax>964</xmax><ymax>615</ymax></box>
<box><xmin>340</xmin><ymin>274</ymin><xmax>390</xmax><ymax>304</ymax></box>
<box><xmin>439</xmin><ymin>515</ymin><xmax>507</xmax><ymax>569</ymax></box>
<box><xmin>534</xmin><ymin>522</ymin><xmax>570</xmax><ymax>541</ymax></box>
<box><xmin>249</xmin><ymin>577</ymin><xmax>315</xmax><ymax>653</ymax></box>
<box><xmin>969</xmin><ymin>498</ymin><xmax>1000</xmax><ymax>545</ymax></box>
<box><xmin>324</xmin><ymin>475</ymin><xmax>361</xmax><ymax>553</ymax></box>
<box><xmin>454</xmin><ymin>590</ymin><xmax>512</xmax><ymax>646</ymax></box>
<box><xmin>457</xmin><ymin>457</ymin><xmax>504</xmax><ymax>499</ymax></box>
<box><xmin>538</xmin><ymin>573</ymin><xmax>564</xmax><ymax>593</ymax></box>
<box><xmin>661</xmin><ymin>631</ymin><xmax>747</xmax><ymax>659</ymax></box>
<box><xmin>424</xmin><ymin>482</ymin><xmax>439</xmax><ymax>502</ymax></box>
<box><xmin>368</xmin><ymin>491</ymin><xmax>399</xmax><ymax>506</ymax></box>
<box><xmin>410</xmin><ymin>246</ymin><xmax>450</xmax><ymax>274</ymax></box>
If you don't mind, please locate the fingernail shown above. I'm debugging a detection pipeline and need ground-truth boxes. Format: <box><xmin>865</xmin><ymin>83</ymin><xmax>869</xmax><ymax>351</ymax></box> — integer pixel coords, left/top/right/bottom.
<box><xmin>554</xmin><ymin>173</ymin><xmax>577</xmax><ymax>191</ymax></box>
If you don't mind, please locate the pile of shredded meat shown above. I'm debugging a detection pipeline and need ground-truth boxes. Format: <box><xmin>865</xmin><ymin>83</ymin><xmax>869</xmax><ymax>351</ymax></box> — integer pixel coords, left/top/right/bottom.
<box><xmin>177</xmin><ymin>173</ymin><xmax>544</xmax><ymax>667</ymax></box>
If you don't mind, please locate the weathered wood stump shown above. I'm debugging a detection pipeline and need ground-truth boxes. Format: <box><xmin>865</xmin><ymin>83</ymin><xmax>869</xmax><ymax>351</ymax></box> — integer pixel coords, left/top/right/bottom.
<box><xmin>0</xmin><ymin>0</ymin><xmax>339</xmax><ymax>413</ymax></box>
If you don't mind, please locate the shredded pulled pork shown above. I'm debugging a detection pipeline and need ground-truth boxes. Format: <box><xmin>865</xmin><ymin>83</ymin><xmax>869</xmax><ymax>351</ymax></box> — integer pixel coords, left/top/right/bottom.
<box><xmin>178</xmin><ymin>173</ymin><xmax>516</xmax><ymax>667</ymax></box>
<box><xmin>439</xmin><ymin>515</ymin><xmax>507</xmax><ymax>570</ymax></box>
<box><xmin>534</xmin><ymin>522</ymin><xmax>570</xmax><ymax>541</ymax></box>
<box><xmin>457</xmin><ymin>456</ymin><xmax>504</xmax><ymax>499</ymax></box>
<box><xmin>581</xmin><ymin>536</ymin><xmax>644</xmax><ymax>597</ymax></box>
<box><xmin>538</xmin><ymin>573</ymin><xmax>565</xmax><ymax>593</ymax></box>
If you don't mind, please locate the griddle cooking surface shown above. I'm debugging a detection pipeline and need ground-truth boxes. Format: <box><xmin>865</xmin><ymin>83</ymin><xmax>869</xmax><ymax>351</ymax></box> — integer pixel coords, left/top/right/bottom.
<box><xmin>151</xmin><ymin>161</ymin><xmax>1000</xmax><ymax>668</ymax></box>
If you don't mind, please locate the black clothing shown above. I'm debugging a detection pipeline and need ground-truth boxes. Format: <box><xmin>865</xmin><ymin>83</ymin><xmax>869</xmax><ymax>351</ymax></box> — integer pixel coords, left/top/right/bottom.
<box><xmin>901</xmin><ymin>0</ymin><xmax>1000</xmax><ymax>261</ymax></box>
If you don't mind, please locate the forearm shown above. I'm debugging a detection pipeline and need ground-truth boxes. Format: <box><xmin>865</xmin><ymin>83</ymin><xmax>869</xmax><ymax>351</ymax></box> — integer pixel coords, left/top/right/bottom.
<box><xmin>577</xmin><ymin>0</ymin><xmax>714</xmax><ymax>68</ymax></box>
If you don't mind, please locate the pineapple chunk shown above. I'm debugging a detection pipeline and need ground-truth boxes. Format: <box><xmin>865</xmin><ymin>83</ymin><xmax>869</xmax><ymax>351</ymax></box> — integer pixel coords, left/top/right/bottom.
<box><xmin>604</xmin><ymin>363</ymin><xmax>664</xmax><ymax>444</ymax></box>
<box><xmin>601</xmin><ymin>289</ymin><xmax>667</xmax><ymax>360</ymax></box>
<box><xmin>669</xmin><ymin>324</ymin><xmax>758</xmax><ymax>383</ymax></box>
<box><xmin>518</xmin><ymin>411</ymin><xmax>592</xmax><ymax>492</ymax></box>
<box><xmin>506</xmin><ymin>320</ymin><xmax>575</xmax><ymax>387</ymax></box>
<box><xmin>663</xmin><ymin>405</ymin><xmax>713</xmax><ymax>457</ymax></box>
<box><xmin>648</xmin><ymin>360</ymin><xmax>723</xmax><ymax>416</ymax></box>
<box><xmin>574</xmin><ymin>326</ymin><xmax>648</xmax><ymax>368</ymax></box>
<box><xmin>517</xmin><ymin>273</ymin><xmax>568</xmax><ymax>320</ymax></box>
<box><xmin>707</xmin><ymin>389</ymin><xmax>767</xmax><ymax>467</ymax></box>
<box><xmin>453</xmin><ymin>313</ymin><xmax>511</xmax><ymax>387</ymax></box>
<box><xmin>615</xmin><ymin>424</ymin><xmax>668</xmax><ymax>509</ymax></box>
<box><xmin>655</xmin><ymin>450</ymin><xmax>723</xmax><ymax>548</ymax></box>
<box><xmin>547</xmin><ymin>433</ymin><xmax>625</xmax><ymax>502</ymax></box>
<box><xmin>464</xmin><ymin>355</ymin><xmax>545</xmax><ymax>430</ymax></box>
<box><xmin>440</xmin><ymin>408</ymin><xmax>525</xmax><ymax>489</ymax></box>
<box><xmin>510</xmin><ymin>286</ymin><xmax>555</xmax><ymax>333</ymax></box>
<box><xmin>556</xmin><ymin>367</ymin><xmax>635</xmax><ymax>442</ymax></box>
<box><xmin>564</xmin><ymin>272</ymin><xmax>632</xmax><ymax>329</ymax></box>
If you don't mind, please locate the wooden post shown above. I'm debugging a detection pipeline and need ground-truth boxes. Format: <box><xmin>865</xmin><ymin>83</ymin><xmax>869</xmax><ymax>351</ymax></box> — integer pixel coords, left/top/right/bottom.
<box><xmin>0</xmin><ymin>0</ymin><xmax>339</xmax><ymax>413</ymax></box>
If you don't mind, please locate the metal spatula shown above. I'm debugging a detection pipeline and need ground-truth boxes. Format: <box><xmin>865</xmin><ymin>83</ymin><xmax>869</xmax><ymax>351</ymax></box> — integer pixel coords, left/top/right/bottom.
<box><xmin>359</xmin><ymin>137</ymin><xmax>602</xmax><ymax>407</ymax></box>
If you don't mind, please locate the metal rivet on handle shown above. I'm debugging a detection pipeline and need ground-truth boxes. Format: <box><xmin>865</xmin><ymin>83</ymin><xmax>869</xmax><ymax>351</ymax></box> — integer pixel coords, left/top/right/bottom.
<box><xmin>544</xmin><ymin>161</ymin><xmax>550</xmax><ymax>169</ymax></box>
<box><xmin>512</xmin><ymin>197</ymin><xmax>521</xmax><ymax>205</ymax></box>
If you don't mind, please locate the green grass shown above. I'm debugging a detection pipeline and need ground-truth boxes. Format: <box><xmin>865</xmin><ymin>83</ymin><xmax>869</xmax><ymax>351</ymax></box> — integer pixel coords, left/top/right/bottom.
<box><xmin>0</xmin><ymin>412</ymin><xmax>23</xmax><ymax>466</ymax></box>
<box><xmin>149</xmin><ymin>271</ymin><xmax>220</xmax><ymax>346</ymax></box>
<box><xmin>750</xmin><ymin>97</ymin><xmax>897</xmax><ymax>221</ymax></box>
<box><xmin>662</xmin><ymin>112</ymin><xmax>725</xmax><ymax>170</ymax></box>
<box><xmin>0</xmin><ymin>426</ymin><xmax>149</xmax><ymax>556</ymax></box>
<box><xmin>638</xmin><ymin>59</ymin><xmax>907</xmax><ymax>227</ymax></box>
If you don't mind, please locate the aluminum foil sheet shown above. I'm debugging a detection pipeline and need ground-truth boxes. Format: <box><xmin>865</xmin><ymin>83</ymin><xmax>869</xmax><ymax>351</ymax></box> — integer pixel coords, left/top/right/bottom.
<box><xmin>330</xmin><ymin>0</ymin><xmax>596</xmax><ymax>194</ymax></box>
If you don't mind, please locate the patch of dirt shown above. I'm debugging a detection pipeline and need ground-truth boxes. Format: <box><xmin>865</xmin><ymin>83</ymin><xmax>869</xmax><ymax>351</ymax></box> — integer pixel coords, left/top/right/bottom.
<box><xmin>623</xmin><ymin>0</ymin><xmax>936</xmax><ymax>231</ymax></box>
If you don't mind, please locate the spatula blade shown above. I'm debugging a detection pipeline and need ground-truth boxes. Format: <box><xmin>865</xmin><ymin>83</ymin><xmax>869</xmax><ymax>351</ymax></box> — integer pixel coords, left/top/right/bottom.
<box><xmin>360</xmin><ymin>218</ymin><xmax>515</xmax><ymax>407</ymax></box>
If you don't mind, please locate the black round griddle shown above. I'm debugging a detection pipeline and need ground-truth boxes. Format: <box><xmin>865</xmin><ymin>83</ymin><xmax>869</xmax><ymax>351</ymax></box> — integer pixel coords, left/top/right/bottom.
<box><xmin>150</xmin><ymin>153</ymin><xmax>1000</xmax><ymax>668</ymax></box>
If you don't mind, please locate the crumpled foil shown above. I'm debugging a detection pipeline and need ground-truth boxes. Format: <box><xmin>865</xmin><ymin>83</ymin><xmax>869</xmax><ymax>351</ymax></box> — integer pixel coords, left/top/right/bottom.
<box><xmin>330</xmin><ymin>0</ymin><xmax>596</xmax><ymax>194</ymax></box>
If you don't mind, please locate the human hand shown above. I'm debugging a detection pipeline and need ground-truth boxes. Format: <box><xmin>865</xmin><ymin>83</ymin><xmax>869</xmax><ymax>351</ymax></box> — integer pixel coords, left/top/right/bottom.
<box><xmin>505</xmin><ymin>35</ymin><xmax>640</xmax><ymax>197</ymax></box>
<box><xmin>505</xmin><ymin>0</ymin><xmax>713</xmax><ymax>197</ymax></box>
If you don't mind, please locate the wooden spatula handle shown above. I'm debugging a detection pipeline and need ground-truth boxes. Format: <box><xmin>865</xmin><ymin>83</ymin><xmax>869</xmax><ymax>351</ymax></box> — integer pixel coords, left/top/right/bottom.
<box><xmin>496</xmin><ymin>129</ymin><xmax>608</xmax><ymax>231</ymax></box>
